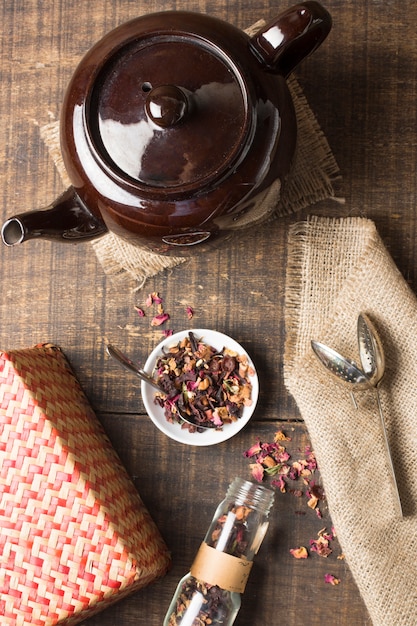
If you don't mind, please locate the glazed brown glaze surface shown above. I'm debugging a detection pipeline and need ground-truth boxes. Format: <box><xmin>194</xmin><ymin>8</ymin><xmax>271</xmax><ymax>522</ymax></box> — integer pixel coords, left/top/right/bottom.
<box><xmin>1</xmin><ymin>5</ymin><xmax>331</xmax><ymax>255</ymax></box>
<box><xmin>93</xmin><ymin>37</ymin><xmax>249</xmax><ymax>187</ymax></box>
<box><xmin>61</xmin><ymin>11</ymin><xmax>303</xmax><ymax>253</ymax></box>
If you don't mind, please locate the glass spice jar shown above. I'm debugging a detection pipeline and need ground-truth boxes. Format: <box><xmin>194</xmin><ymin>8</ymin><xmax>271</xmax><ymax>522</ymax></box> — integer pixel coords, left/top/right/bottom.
<box><xmin>163</xmin><ymin>476</ymin><xmax>275</xmax><ymax>626</ymax></box>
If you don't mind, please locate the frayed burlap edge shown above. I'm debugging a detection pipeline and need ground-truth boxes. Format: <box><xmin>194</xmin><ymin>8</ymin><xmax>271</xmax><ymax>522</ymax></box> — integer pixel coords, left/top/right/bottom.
<box><xmin>278</xmin><ymin>77</ymin><xmax>341</xmax><ymax>216</ymax></box>
<box><xmin>283</xmin><ymin>215</ymin><xmax>379</xmax><ymax>374</ymax></box>
<box><xmin>91</xmin><ymin>233</ymin><xmax>187</xmax><ymax>291</ymax></box>
<box><xmin>283</xmin><ymin>215</ymin><xmax>417</xmax><ymax>626</ymax></box>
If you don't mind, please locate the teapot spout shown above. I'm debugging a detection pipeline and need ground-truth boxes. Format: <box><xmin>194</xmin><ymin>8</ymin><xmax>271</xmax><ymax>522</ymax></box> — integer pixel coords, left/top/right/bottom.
<box><xmin>1</xmin><ymin>187</ymin><xmax>107</xmax><ymax>246</ymax></box>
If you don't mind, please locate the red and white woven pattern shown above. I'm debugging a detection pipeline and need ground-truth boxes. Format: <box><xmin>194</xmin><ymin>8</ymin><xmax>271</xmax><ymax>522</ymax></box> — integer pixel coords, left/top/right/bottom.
<box><xmin>0</xmin><ymin>344</ymin><xmax>170</xmax><ymax>625</ymax></box>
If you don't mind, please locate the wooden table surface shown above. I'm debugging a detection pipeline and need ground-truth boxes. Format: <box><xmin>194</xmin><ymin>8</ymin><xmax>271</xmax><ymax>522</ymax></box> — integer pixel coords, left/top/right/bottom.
<box><xmin>1</xmin><ymin>0</ymin><xmax>416</xmax><ymax>624</ymax></box>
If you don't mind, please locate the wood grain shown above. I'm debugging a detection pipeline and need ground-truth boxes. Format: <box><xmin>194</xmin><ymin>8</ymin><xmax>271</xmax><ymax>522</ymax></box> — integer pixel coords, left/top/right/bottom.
<box><xmin>2</xmin><ymin>0</ymin><xmax>415</xmax><ymax>623</ymax></box>
<box><xmin>90</xmin><ymin>417</ymin><xmax>370</xmax><ymax>626</ymax></box>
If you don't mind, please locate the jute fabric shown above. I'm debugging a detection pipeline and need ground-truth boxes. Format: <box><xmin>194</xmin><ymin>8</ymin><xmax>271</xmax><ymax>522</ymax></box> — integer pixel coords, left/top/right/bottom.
<box><xmin>284</xmin><ymin>215</ymin><xmax>417</xmax><ymax>626</ymax></box>
<box><xmin>40</xmin><ymin>19</ymin><xmax>340</xmax><ymax>290</ymax></box>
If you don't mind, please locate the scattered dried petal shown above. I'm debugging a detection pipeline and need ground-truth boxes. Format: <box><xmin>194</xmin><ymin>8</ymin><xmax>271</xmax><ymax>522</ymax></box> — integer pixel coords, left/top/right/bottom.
<box><xmin>310</xmin><ymin>529</ymin><xmax>332</xmax><ymax>557</ymax></box>
<box><xmin>310</xmin><ymin>483</ymin><xmax>325</xmax><ymax>501</ymax></box>
<box><xmin>243</xmin><ymin>442</ymin><xmax>262</xmax><ymax>458</ymax></box>
<box><xmin>243</xmin><ymin>437</ymin><xmax>320</xmax><ymax>508</ymax></box>
<box><xmin>151</xmin><ymin>313</ymin><xmax>170</xmax><ymax>326</ymax></box>
<box><xmin>271</xmin><ymin>475</ymin><xmax>287</xmax><ymax>493</ymax></box>
<box><xmin>242</xmin><ymin>432</ymin><xmax>345</xmax><ymax>581</ymax></box>
<box><xmin>262</xmin><ymin>455</ymin><xmax>277</xmax><ymax>468</ymax></box>
<box><xmin>324</xmin><ymin>574</ymin><xmax>340</xmax><ymax>585</ymax></box>
<box><xmin>250</xmin><ymin>463</ymin><xmax>265</xmax><ymax>482</ymax></box>
<box><xmin>275</xmin><ymin>430</ymin><xmax>291</xmax><ymax>441</ymax></box>
<box><xmin>146</xmin><ymin>291</ymin><xmax>163</xmax><ymax>307</ymax></box>
<box><xmin>136</xmin><ymin>292</ymin><xmax>195</xmax><ymax>339</ymax></box>
<box><xmin>290</xmin><ymin>546</ymin><xmax>308</xmax><ymax>559</ymax></box>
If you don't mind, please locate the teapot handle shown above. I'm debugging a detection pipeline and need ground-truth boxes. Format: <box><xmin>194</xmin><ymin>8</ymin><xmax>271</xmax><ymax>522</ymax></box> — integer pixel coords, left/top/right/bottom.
<box><xmin>249</xmin><ymin>1</ymin><xmax>332</xmax><ymax>77</ymax></box>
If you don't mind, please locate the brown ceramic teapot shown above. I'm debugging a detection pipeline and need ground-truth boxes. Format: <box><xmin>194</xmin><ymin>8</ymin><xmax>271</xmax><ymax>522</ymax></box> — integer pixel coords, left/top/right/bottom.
<box><xmin>2</xmin><ymin>2</ymin><xmax>331</xmax><ymax>256</ymax></box>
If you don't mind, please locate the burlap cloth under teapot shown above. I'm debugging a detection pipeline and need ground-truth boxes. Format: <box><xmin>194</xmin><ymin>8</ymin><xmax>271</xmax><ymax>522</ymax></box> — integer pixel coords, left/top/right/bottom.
<box><xmin>40</xmin><ymin>19</ymin><xmax>340</xmax><ymax>290</ymax></box>
<box><xmin>284</xmin><ymin>215</ymin><xmax>417</xmax><ymax>626</ymax></box>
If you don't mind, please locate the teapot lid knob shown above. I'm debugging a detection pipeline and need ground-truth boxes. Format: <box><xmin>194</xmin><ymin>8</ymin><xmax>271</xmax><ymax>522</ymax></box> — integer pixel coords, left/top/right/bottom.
<box><xmin>89</xmin><ymin>32</ymin><xmax>252</xmax><ymax>191</ymax></box>
<box><xmin>145</xmin><ymin>85</ymin><xmax>190</xmax><ymax>128</ymax></box>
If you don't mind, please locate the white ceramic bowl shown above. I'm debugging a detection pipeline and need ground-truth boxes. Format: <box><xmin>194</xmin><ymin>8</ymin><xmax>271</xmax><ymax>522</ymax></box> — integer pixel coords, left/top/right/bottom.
<box><xmin>141</xmin><ymin>329</ymin><xmax>259</xmax><ymax>446</ymax></box>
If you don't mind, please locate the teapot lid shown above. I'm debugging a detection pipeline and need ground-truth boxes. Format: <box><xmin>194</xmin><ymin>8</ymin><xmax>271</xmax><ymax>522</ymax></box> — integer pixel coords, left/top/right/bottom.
<box><xmin>88</xmin><ymin>34</ymin><xmax>251</xmax><ymax>194</ymax></box>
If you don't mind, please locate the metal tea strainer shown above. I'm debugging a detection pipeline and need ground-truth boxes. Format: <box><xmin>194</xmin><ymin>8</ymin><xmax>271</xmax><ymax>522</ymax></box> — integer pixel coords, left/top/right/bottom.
<box><xmin>311</xmin><ymin>313</ymin><xmax>403</xmax><ymax>518</ymax></box>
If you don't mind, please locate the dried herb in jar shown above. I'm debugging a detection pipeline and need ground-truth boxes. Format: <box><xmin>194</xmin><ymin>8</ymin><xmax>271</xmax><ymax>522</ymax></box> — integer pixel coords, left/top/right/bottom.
<box><xmin>166</xmin><ymin>578</ymin><xmax>235</xmax><ymax>626</ymax></box>
<box><xmin>163</xmin><ymin>478</ymin><xmax>274</xmax><ymax>626</ymax></box>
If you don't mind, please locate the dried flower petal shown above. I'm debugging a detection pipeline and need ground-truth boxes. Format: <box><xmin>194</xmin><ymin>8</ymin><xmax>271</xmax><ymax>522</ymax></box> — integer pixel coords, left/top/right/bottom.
<box><xmin>186</xmin><ymin>306</ymin><xmax>194</xmax><ymax>319</ymax></box>
<box><xmin>324</xmin><ymin>574</ymin><xmax>340</xmax><ymax>585</ymax></box>
<box><xmin>290</xmin><ymin>546</ymin><xmax>308</xmax><ymax>559</ymax></box>
<box><xmin>243</xmin><ymin>437</ymin><xmax>325</xmax><ymax>528</ymax></box>
<box><xmin>250</xmin><ymin>463</ymin><xmax>265</xmax><ymax>482</ymax></box>
<box><xmin>151</xmin><ymin>313</ymin><xmax>170</xmax><ymax>326</ymax></box>
<box><xmin>310</xmin><ymin>483</ymin><xmax>325</xmax><ymax>501</ymax></box>
<box><xmin>305</xmin><ymin>453</ymin><xmax>318</xmax><ymax>472</ymax></box>
<box><xmin>134</xmin><ymin>306</ymin><xmax>146</xmax><ymax>317</ymax></box>
<box><xmin>243</xmin><ymin>442</ymin><xmax>262</xmax><ymax>458</ymax></box>
<box><xmin>242</xmin><ymin>433</ymin><xmax>342</xmax><ymax>580</ymax></box>
<box><xmin>271</xmin><ymin>475</ymin><xmax>287</xmax><ymax>492</ymax></box>
<box><xmin>146</xmin><ymin>291</ymin><xmax>163</xmax><ymax>307</ymax></box>
<box><xmin>275</xmin><ymin>430</ymin><xmax>291</xmax><ymax>441</ymax></box>
<box><xmin>262</xmin><ymin>455</ymin><xmax>277</xmax><ymax>468</ymax></box>
<box><xmin>310</xmin><ymin>529</ymin><xmax>332</xmax><ymax>557</ymax></box>
<box><xmin>307</xmin><ymin>494</ymin><xmax>319</xmax><ymax>509</ymax></box>
<box><xmin>211</xmin><ymin>411</ymin><xmax>223</xmax><ymax>427</ymax></box>
<box><xmin>162</xmin><ymin>329</ymin><xmax>173</xmax><ymax>337</ymax></box>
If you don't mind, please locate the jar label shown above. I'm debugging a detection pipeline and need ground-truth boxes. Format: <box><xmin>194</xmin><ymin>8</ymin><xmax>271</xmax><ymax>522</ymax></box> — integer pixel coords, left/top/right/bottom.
<box><xmin>190</xmin><ymin>542</ymin><xmax>253</xmax><ymax>593</ymax></box>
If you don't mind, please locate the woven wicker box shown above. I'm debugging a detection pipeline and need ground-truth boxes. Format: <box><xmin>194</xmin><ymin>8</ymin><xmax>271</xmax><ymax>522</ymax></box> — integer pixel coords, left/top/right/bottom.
<box><xmin>0</xmin><ymin>344</ymin><xmax>171</xmax><ymax>625</ymax></box>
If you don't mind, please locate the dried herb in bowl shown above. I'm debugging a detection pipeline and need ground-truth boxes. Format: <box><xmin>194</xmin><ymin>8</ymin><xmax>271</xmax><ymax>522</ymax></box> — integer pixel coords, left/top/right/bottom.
<box><xmin>153</xmin><ymin>331</ymin><xmax>254</xmax><ymax>431</ymax></box>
